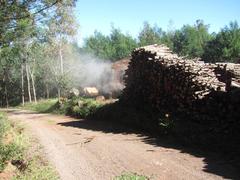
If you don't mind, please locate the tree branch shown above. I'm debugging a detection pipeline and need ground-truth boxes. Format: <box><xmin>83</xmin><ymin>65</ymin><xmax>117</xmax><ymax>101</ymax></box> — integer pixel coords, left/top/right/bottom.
<box><xmin>3</xmin><ymin>0</ymin><xmax>60</xmax><ymax>21</ymax></box>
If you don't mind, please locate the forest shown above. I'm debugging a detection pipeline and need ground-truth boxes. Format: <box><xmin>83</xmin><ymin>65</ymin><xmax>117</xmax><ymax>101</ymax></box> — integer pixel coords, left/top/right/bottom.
<box><xmin>0</xmin><ymin>0</ymin><xmax>240</xmax><ymax>107</ymax></box>
<box><xmin>1</xmin><ymin>1</ymin><xmax>240</xmax><ymax>179</ymax></box>
<box><xmin>84</xmin><ymin>20</ymin><xmax>240</xmax><ymax>63</ymax></box>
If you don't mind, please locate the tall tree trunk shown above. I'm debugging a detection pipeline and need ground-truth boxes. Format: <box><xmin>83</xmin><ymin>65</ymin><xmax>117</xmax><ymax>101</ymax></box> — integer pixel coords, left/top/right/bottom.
<box><xmin>58</xmin><ymin>42</ymin><xmax>64</xmax><ymax>98</ymax></box>
<box><xmin>26</xmin><ymin>63</ymin><xmax>32</xmax><ymax>102</ymax></box>
<box><xmin>58</xmin><ymin>88</ymin><xmax>61</xmax><ymax>101</ymax></box>
<box><xmin>4</xmin><ymin>81</ymin><xmax>9</xmax><ymax>108</ymax></box>
<box><xmin>59</xmin><ymin>43</ymin><xmax>64</xmax><ymax>74</ymax></box>
<box><xmin>21</xmin><ymin>64</ymin><xmax>25</xmax><ymax>106</ymax></box>
<box><xmin>46</xmin><ymin>84</ymin><xmax>50</xmax><ymax>99</ymax></box>
<box><xmin>29</xmin><ymin>65</ymin><xmax>37</xmax><ymax>103</ymax></box>
<box><xmin>3</xmin><ymin>70</ymin><xmax>9</xmax><ymax>108</ymax></box>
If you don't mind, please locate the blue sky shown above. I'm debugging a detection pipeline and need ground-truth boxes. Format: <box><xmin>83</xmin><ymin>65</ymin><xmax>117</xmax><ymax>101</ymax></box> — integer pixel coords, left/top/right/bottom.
<box><xmin>74</xmin><ymin>0</ymin><xmax>240</xmax><ymax>46</ymax></box>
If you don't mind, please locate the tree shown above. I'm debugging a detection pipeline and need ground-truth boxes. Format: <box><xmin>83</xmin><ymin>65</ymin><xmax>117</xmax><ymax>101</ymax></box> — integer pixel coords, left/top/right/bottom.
<box><xmin>110</xmin><ymin>27</ymin><xmax>137</xmax><ymax>60</ymax></box>
<box><xmin>172</xmin><ymin>20</ymin><xmax>211</xmax><ymax>58</ymax></box>
<box><xmin>0</xmin><ymin>0</ymin><xmax>77</xmax><ymax>106</ymax></box>
<box><xmin>84</xmin><ymin>31</ymin><xmax>113</xmax><ymax>60</ymax></box>
<box><xmin>83</xmin><ymin>26</ymin><xmax>137</xmax><ymax>61</ymax></box>
<box><xmin>0</xmin><ymin>46</ymin><xmax>19</xmax><ymax>107</ymax></box>
<box><xmin>161</xmin><ymin>31</ymin><xmax>174</xmax><ymax>50</ymax></box>
<box><xmin>138</xmin><ymin>22</ymin><xmax>163</xmax><ymax>46</ymax></box>
<box><xmin>46</xmin><ymin>0</ymin><xmax>77</xmax><ymax>99</ymax></box>
<box><xmin>0</xmin><ymin>0</ymin><xmax>59</xmax><ymax>48</ymax></box>
<box><xmin>202</xmin><ymin>21</ymin><xmax>240</xmax><ymax>63</ymax></box>
<box><xmin>0</xmin><ymin>0</ymin><xmax>36</xmax><ymax>105</ymax></box>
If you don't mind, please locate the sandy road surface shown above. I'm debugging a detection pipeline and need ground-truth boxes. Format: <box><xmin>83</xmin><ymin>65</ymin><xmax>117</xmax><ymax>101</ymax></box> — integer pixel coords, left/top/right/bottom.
<box><xmin>3</xmin><ymin>109</ymin><xmax>239</xmax><ymax>180</ymax></box>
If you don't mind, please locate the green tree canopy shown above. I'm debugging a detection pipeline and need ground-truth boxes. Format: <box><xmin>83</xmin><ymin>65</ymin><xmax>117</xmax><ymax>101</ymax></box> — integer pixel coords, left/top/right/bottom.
<box><xmin>83</xmin><ymin>26</ymin><xmax>137</xmax><ymax>61</ymax></box>
<box><xmin>202</xmin><ymin>21</ymin><xmax>240</xmax><ymax>63</ymax></box>
<box><xmin>138</xmin><ymin>22</ymin><xmax>163</xmax><ymax>46</ymax></box>
<box><xmin>173</xmin><ymin>20</ymin><xmax>211</xmax><ymax>58</ymax></box>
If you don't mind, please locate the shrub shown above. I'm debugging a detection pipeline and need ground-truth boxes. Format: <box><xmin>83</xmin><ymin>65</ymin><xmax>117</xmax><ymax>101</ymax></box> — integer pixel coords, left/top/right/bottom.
<box><xmin>13</xmin><ymin>159</ymin><xmax>58</xmax><ymax>180</ymax></box>
<box><xmin>0</xmin><ymin>113</ymin><xmax>10</xmax><ymax>139</ymax></box>
<box><xmin>0</xmin><ymin>113</ymin><xmax>24</xmax><ymax>172</ymax></box>
<box><xmin>0</xmin><ymin>143</ymin><xmax>22</xmax><ymax>172</ymax></box>
<box><xmin>59</xmin><ymin>97</ymin><xmax>103</xmax><ymax>118</ymax></box>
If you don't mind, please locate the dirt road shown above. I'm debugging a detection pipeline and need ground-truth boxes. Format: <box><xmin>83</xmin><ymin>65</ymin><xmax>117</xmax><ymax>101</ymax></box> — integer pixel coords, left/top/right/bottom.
<box><xmin>4</xmin><ymin>109</ymin><xmax>239</xmax><ymax>180</ymax></box>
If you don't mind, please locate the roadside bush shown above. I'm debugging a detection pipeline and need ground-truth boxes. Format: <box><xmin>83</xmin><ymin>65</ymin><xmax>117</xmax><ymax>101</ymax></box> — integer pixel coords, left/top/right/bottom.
<box><xmin>13</xmin><ymin>158</ymin><xmax>58</xmax><ymax>180</ymax></box>
<box><xmin>59</xmin><ymin>97</ymin><xmax>103</xmax><ymax>118</ymax></box>
<box><xmin>0</xmin><ymin>143</ymin><xmax>22</xmax><ymax>171</ymax></box>
<box><xmin>0</xmin><ymin>113</ymin><xmax>10</xmax><ymax>171</ymax></box>
<box><xmin>0</xmin><ymin>113</ymin><xmax>10</xmax><ymax>139</ymax></box>
<box><xmin>0</xmin><ymin>113</ymin><xmax>24</xmax><ymax>172</ymax></box>
<box><xmin>18</xmin><ymin>97</ymin><xmax>104</xmax><ymax>119</ymax></box>
<box><xmin>158</xmin><ymin>114</ymin><xmax>174</xmax><ymax>134</ymax></box>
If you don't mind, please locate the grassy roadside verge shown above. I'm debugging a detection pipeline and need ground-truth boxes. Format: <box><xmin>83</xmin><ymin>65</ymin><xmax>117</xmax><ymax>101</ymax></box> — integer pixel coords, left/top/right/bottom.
<box><xmin>0</xmin><ymin>111</ymin><xmax>58</xmax><ymax>180</ymax></box>
<box><xmin>114</xmin><ymin>172</ymin><xmax>149</xmax><ymax>180</ymax></box>
<box><xmin>18</xmin><ymin>99</ymin><xmax>59</xmax><ymax>113</ymax></box>
<box><xmin>18</xmin><ymin>97</ymin><xmax>104</xmax><ymax>118</ymax></box>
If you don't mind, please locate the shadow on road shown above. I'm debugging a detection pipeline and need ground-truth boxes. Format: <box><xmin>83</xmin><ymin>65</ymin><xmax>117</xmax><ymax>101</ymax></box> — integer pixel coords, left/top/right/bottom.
<box><xmin>56</xmin><ymin>102</ymin><xmax>240</xmax><ymax>180</ymax></box>
<box><xmin>2</xmin><ymin>108</ymin><xmax>239</xmax><ymax>179</ymax></box>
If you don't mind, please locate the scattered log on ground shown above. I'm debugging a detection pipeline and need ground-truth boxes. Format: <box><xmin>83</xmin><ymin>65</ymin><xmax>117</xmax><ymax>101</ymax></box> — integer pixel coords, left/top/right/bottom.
<box><xmin>83</xmin><ymin>87</ymin><xmax>99</xmax><ymax>97</ymax></box>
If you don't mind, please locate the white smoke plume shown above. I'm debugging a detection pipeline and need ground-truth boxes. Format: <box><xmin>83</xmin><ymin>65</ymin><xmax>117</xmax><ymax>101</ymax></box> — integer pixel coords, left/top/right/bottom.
<box><xmin>64</xmin><ymin>51</ymin><xmax>124</xmax><ymax>95</ymax></box>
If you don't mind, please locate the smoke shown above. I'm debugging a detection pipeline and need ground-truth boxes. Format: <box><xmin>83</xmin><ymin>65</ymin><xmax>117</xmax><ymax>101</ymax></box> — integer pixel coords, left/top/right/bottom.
<box><xmin>65</xmin><ymin>51</ymin><xmax>124</xmax><ymax>95</ymax></box>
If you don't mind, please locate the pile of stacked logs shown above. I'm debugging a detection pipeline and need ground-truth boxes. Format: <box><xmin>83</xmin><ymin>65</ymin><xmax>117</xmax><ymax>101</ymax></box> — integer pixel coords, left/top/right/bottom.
<box><xmin>216</xmin><ymin>63</ymin><xmax>240</xmax><ymax>88</ymax></box>
<box><xmin>121</xmin><ymin>44</ymin><xmax>240</xmax><ymax>123</ymax></box>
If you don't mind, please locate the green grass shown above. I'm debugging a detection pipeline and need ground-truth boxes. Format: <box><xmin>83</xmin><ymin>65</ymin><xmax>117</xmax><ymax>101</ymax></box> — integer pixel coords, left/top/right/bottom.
<box><xmin>0</xmin><ymin>112</ymin><xmax>10</xmax><ymax>140</ymax></box>
<box><xmin>13</xmin><ymin>156</ymin><xmax>58</xmax><ymax>180</ymax></box>
<box><xmin>114</xmin><ymin>172</ymin><xmax>149</xmax><ymax>180</ymax></box>
<box><xmin>19</xmin><ymin>99</ymin><xmax>59</xmax><ymax>113</ymax></box>
<box><xmin>0</xmin><ymin>112</ymin><xmax>59</xmax><ymax>179</ymax></box>
<box><xmin>19</xmin><ymin>97</ymin><xmax>104</xmax><ymax>119</ymax></box>
<box><xmin>0</xmin><ymin>112</ymin><xmax>24</xmax><ymax>172</ymax></box>
<box><xmin>47</xmin><ymin>119</ymin><xmax>55</xmax><ymax>124</ymax></box>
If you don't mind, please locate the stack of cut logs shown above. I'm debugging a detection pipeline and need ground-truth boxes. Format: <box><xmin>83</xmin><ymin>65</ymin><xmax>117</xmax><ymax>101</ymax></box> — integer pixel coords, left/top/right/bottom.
<box><xmin>216</xmin><ymin>63</ymin><xmax>240</xmax><ymax>88</ymax></box>
<box><xmin>121</xmin><ymin>44</ymin><xmax>240</xmax><ymax>121</ymax></box>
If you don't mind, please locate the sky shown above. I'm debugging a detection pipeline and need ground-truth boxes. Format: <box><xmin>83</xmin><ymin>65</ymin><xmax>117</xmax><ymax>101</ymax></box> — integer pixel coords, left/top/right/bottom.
<box><xmin>74</xmin><ymin>0</ymin><xmax>240</xmax><ymax>46</ymax></box>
